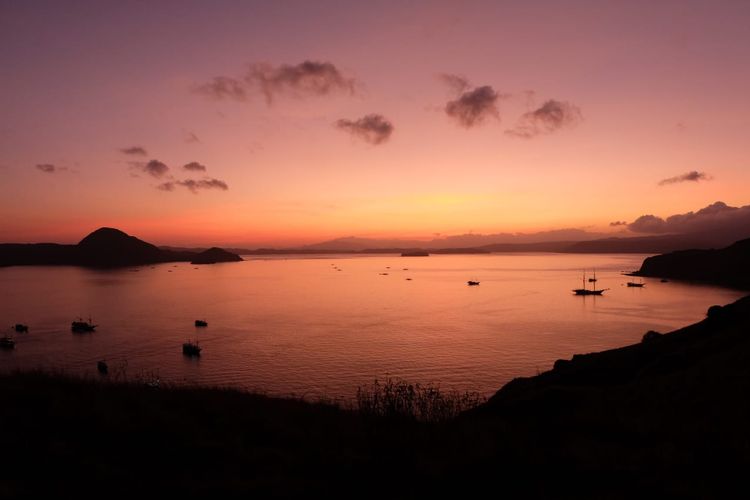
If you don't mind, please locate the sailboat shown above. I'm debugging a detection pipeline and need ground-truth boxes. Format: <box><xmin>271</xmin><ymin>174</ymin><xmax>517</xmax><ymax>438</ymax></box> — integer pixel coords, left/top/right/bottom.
<box><xmin>573</xmin><ymin>270</ymin><xmax>607</xmax><ymax>295</ymax></box>
<box><xmin>627</xmin><ymin>277</ymin><xmax>645</xmax><ymax>287</ymax></box>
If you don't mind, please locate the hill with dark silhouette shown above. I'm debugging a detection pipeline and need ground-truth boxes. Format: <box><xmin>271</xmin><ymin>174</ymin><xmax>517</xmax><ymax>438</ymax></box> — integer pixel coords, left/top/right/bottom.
<box><xmin>0</xmin><ymin>227</ymin><xmax>241</xmax><ymax>267</ymax></box>
<box><xmin>634</xmin><ymin>237</ymin><xmax>750</xmax><ymax>288</ymax></box>
<box><xmin>2</xmin><ymin>294</ymin><xmax>750</xmax><ymax>497</ymax></box>
<box><xmin>190</xmin><ymin>246</ymin><xmax>244</xmax><ymax>264</ymax></box>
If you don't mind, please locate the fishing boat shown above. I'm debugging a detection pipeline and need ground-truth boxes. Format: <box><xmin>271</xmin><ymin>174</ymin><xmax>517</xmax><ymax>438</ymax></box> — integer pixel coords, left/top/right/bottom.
<box><xmin>13</xmin><ymin>324</ymin><xmax>28</xmax><ymax>333</ymax></box>
<box><xmin>194</xmin><ymin>320</ymin><xmax>208</xmax><ymax>327</ymax></box>
<box><xmin>0</xmin><ymin>337</ymin><xmax>15</xmax><ymax>349</ymax></box>
<box><xmin>573</xmin><ymin>271</ymin><xmax>607</xmax><ymax>295</ymax></box>
<box><xmin>71</xmin><ymin>318</ymin><xmax>97</xmax><ymax>332</ymax></box>
<box><xmin>182</xmin><ymin>341</ymin><xmax>202</xmax><ymax>356</ymax></box>
<box><xmin>627</xmin><ymin>278</ymin><xmax>645</xmax><ymax>287</ymax></box>
<box><xmin>467</xmin><ymin>280</ymin><xmax>480</xmax><ymax>286</ymax></box>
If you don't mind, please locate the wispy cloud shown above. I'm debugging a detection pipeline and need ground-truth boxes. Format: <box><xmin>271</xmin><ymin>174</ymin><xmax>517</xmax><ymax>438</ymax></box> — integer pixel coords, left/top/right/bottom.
<box><xmin>35</xmin><ymin>163</ymin><xmax>59</xmax><ymax>173</ymax></box>
<box><xmin>246</xmin><ymin>60</ymin><xmax>357</xmax><ymax>103</ymax></box>
<box><xmin>158</xmin><ymin>177</ymin><xmax>229</xmax><ymax>194</ymax></box>
<box><xmin>438</xmin><ymin>73</ymin><xmax>471</xmax><ymax>94</ymax></box>
<box><xmin>185</xmin><ymin>131</ymin><xmax>200</xmax><ymax>144</ymax></box>
<box><xmin>193</xmin><ymin>76</ymin><xmax>248</xmax><ymax>101</ymax></box>
<box><xmin>120</xmin><ymin>146</ymin><xmax>147</xmax><ymax>156</ymax></box>
<box><xmin>130</xmin><ymin>159</ymin><xmax>169</xmax><ymax>178</ymax></box>
<box><xmin>335</xmin><ymin>114</ymin><xmax>394</xmax><ymax>145</ymax></box>
<box><xmin>658</xmin><ymin>170</ymin><xmax>712</xmax><ymax>186</ymax></box>
<box><xmin>505</xmin><ymin>99</ymin><xmax>582</xmax><ymax>138</ymax></box>
<box><xmin>182</xmin><ymin>161</ymin><xmax>207</xmax><ymax>172</ymax></box>
<box><xmin>445</xmin><ymin>86</ymin><xmax>503</xmax><ymax>128</ymax></box>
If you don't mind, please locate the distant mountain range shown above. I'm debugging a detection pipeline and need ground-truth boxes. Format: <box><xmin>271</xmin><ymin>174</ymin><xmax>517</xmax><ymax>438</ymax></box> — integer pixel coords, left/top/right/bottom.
<box><xmin>0</xmin><ymin>228</ymin><xmax>242</xmax><ymax>267</ymax></box>
<box><xmin>161</xmin><ymin>230</ymin><xmax>749</xmax><ymax>256</ymax></box>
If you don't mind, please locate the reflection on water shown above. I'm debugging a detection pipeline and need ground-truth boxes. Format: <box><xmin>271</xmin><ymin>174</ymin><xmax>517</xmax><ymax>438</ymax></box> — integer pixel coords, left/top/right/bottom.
<box><xmin>0</xmin><ymin>253</ymin><xmax>744</xmax><ymax>398</ymax></box>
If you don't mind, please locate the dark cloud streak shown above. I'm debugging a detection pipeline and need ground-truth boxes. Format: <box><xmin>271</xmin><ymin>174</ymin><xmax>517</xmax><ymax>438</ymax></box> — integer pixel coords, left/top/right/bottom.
<box><xmin>658</xmin><ymin>170</ymin><xmax>711</xmax><ymax>186</ymax></box>
<box><xmin>158</xmin><ymin>177</ymin><xmax>229</xmax><ymax>194</ymax></box>
<box><xmin>120</xmin><ymin>146</ymin><xmax>147</xmax><ymax>156</ymax></box>
<box><xmin>35</xmin><ymin>163</ymin><xmax>57</xmax><ymax>173</ymax></box>
<box><xmin>505</xmin><ymin>99</ymin><xmax>582</xmax><ymax>138</ymax></box>
<box><xmin>246</xmin><ymin>60</ymin><xmax>356</xmax><ymax>103</ymax></box>
<box><xmin>183</xmin><ymin>161</ymin><xmax>207</xmax><ymax>172</ymax></box>
<box><xmin>335</xmin><ymin>114</ymin><xmax>394</xmax><ymax>145</ymax></box>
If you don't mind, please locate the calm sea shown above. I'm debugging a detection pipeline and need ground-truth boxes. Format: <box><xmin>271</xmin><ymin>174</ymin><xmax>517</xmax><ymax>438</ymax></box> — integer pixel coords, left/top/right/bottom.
<box><xmin>0</xmin><ymin>253</ymin><xmax>744</xmax><ymax>398</ymax></box>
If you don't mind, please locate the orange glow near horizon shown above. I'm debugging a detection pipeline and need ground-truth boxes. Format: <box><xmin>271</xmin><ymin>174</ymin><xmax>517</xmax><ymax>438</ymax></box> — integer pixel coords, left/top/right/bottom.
<box><xmin>2</xmin><ymin>1</ymin><xmax>750</xmax><ymax>247</ymax></box>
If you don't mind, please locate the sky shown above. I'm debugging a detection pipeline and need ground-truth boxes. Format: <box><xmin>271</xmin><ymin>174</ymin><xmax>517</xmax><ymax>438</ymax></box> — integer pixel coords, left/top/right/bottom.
<box><xmin>1</xmin><ymin>0</ymin><xmax>749</xmax><ymax>246</ymax></box>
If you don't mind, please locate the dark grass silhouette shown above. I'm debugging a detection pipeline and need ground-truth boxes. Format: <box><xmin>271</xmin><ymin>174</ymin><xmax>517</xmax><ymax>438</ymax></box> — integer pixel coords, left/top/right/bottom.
<box><xmin>2</xmin><ymin>295</ymin><xmax>750</xmax><ymax>497</ymax></box>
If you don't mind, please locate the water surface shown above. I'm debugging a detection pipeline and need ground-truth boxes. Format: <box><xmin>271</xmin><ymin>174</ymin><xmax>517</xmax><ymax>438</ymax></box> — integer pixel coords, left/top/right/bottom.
<box><xmin>1</xmin><ymin>253</ymin><xmax>743</xmax><ymax>398</ymax></box>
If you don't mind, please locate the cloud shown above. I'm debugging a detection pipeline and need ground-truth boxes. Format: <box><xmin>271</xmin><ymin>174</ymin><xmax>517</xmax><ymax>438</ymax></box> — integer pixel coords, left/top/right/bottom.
<box><xmin>159</xmin><ymin>177</ymin><xmax>229</xmax><ymax>194</ymax></box>
<box><xmin>445</xmin><ymin>86</ymin><xmax>502</xmax><ymax>128</ymax></box>
<box><xmin>133</xmin><ymin>159</ymin><xmax>170</xmax><ymax>178</ymax></box>
<box><xmin>35</xmin><ymin>163</ymin><xmax>58</xmax><ymax>173</ymax></box>
<box><xmin>120</xmin><ymin>146</ymin><xmax>147</xmax><ymax>156</ymax></box>
<box><xmin>658</xmin><ymin>170</ymin><xmax>712</xmax><ymax>186</ymax></box>
<box><xmin>246</xmin><ymin>60</ymin><xmax>356</xmax><ymax>103</ymax></box>
<box><xmin>334</xmin><ymin>114</ymin><xmax>394</xmax><ymax>145</ymax></box>
<box><xmin>506</xmin><ymin>99</ymin><xmax>583</xmax><ymax>138</ymax></box>
<box><xmin>609</xmin><ymin>221</ymin><xmax>628</xmax><ymax>227</ymax></box>
<box><xmin>193</xmin><ymin>76</ymin><xmax>248</xmax><ymax>101</ymax></box>
<box><xmin>628</xmin><ymin>201</ymin><xmax>750</xmax><ymax>237</ymax></box>
<box><xmin>183</xmin><ymin>161</ymin><xmax>207</xmax><ymax>172</ymax></box>
<box><xmin>439</xmin><ymin>73</ymin><xmax>471</xmax><ymax>94</ymax></box>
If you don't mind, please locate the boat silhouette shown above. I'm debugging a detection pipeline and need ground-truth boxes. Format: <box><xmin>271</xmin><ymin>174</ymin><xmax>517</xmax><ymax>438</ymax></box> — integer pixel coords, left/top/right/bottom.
<box><xmin>573</xmin><ymin>271</ymin><xmax>607</xmax><ymax>295</ymax></box>
<box><xmin>0</xmin><ymin>337</ymin><xmax>15</xmax><ymax>349</ymax></box>
<box><xmin>71</xmin><ymin>318</ymin><xmax>97</xmax><ymax>332</ymax></box>
<box><xmin>467</xmin><ymin>280</ymin><xmax>480</xmax><ymax>286</ymax></box>
<box><xmin>183</xmin><ymin>341</ymin><xmax>202</xmax><ymax>356</ymax></box>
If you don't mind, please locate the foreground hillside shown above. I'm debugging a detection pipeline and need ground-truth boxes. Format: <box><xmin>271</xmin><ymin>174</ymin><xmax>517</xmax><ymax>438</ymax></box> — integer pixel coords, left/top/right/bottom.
<box><xmin>2</xmin><ymin>296</ymin><xmax>750</xmax><ymax>497</ymax></box>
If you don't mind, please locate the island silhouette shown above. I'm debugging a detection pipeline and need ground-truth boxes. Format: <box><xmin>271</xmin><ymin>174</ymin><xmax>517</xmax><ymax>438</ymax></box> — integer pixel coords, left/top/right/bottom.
<box><xmin>0</xmin><ymin>227</ymin><xmax>242</xmax><ymax>267</ymax></box>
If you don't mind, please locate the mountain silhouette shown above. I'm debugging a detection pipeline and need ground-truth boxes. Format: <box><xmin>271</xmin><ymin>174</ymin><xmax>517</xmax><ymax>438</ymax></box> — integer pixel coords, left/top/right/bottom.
<box><xmin>0</xmin><ymin>227</ymin><xmax>242</xmax><ymax>268</ymax></box>
<box><xmin>191</xmin><ymin>247</ymin><xmax>244</xmax><ymax>264</ymax></box>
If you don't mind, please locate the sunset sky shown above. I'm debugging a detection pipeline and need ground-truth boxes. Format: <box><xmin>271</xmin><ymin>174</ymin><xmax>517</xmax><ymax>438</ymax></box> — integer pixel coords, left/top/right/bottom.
<box><xmin>1</xmin><ymin>0</ymin><xmax>749</xmax><ymax>246</ymax></box>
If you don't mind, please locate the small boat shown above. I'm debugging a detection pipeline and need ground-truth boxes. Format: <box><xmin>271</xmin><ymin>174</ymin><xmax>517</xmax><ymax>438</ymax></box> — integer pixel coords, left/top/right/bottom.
<box><xmin>405</xmin><ymin>278</ymin><xmax>412</xmax><ymax>281</ymax></box>
<box><xmin>573</xmin><ymin>271</ymin><xmax>607</xmax><ymax>295</ymax></box>
<box><xmin>401</xmin><ymin>251</ymin><xmax>429</xmax><ymax>257</ymax></box>
<box><xmin>183</xmin><ymin>341</ymin><xmax>202</xmax><ymax>356</ymax></box>
<box><xmin>13</xmin><ymin>324</ymin><xmax>28</xmax><ymax>333</ymax></box>
<box><xmin>195</xmin><ymin>320</ymin><xmax>208</xmax><ymax>327</ymax></box>
<box><xmin>379</xmin><ymin>272</ymin><xmax>389</xmax><ymax>275</ymax></box>
<box><xmin>0</xmin><ymin>337</ymin><xmax>15</xmax><ymax>349</ymax></box>
<box><xmin>71</xmin><ymin>318</ymin><xmax>97</xmax><ymax>332</ymax></box>
<box><xmin>627</xmin><ymin>280</ymin><xmax>645</xmax><ymax>287</ymax></box>
<box><xmin>97</xmin><ymin>360</ymin><xmax>108</xmax><ymax>375</ymax></box>
<box><xmin>467</xmin><ymin>281</ymin><xmax>480</xmax><ymax>286</ymax></box>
